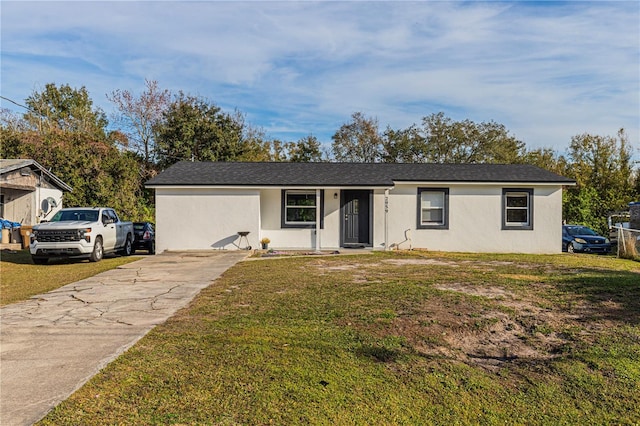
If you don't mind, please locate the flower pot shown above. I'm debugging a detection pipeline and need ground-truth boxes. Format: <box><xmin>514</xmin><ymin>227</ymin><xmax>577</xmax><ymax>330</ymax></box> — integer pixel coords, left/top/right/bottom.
<box><xmin>261</xmin><ymin>243</ymin><xmax>269</xmax><ymax>250</ymax></box>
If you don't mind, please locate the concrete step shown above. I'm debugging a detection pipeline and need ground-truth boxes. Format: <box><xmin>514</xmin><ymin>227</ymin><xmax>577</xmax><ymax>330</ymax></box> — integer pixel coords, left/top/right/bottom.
<box><xmin>0</xmin><ymin>243</ymin><xmax>23</xmax><ymax>251</ymax></box>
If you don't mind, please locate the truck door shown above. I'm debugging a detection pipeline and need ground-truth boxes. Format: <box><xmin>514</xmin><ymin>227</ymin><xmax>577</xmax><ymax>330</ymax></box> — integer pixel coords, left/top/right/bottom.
<box><xmin>110</xmin><ymin>210</ymin><xmax>126</xmax><ymax>248</ymax></box>
<box><xmin>101</xmin><ymin>210</ymin><xmax>117</xmax><ymax>251</ymax></box>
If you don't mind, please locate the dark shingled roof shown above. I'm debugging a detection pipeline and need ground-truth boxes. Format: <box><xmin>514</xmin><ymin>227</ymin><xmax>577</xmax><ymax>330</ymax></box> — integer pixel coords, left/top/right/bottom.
<box><xmin>145</xmin><ymin>161</ymin><xmax>575</xmax><ymax>187</ymax></box>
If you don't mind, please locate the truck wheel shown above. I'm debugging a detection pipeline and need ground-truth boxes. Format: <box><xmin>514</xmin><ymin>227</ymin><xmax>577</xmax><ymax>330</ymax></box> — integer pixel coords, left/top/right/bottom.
<box><xmin>121</xmin><ymin>235</ymin><xmax>133</xmax><ymax>256</ymax></box>
<box><xmin>90</xmin><ymin>237</ymin><xmax>104</xmax><ymax>262</ymax></box>
<box><xmin>32</xmin><ymin>257</ymin><xmax>48</xmax><ymax>265</ymax></box>
<box><xmin>149</xmin><ymin>241</ymin><xmax>155</xmax><ymax>255</ymax></box>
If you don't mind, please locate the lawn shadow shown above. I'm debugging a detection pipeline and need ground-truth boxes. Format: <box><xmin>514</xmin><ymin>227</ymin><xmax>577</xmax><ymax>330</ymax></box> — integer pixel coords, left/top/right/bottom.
<box><xmin>554</xmin><ymin>268</ymin><xmax>640</xmax><ymax>325</ymax></box>
<box><xmin>0</xmin><ymin>249</ymin><xmax>33</xmax><ymax>264</ymax></box>
<box><xmin>0</xmin><ymin>249</ymin><xmax>122</xmax><ymax>265</ymax></box>
<box><xmin>355</xmin><ymin>344</ymin><xmax>403</xmax><ymax>363</ymax></box>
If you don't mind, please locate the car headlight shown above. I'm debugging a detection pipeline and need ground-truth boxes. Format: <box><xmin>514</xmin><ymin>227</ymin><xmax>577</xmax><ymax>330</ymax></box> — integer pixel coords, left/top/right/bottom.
<box><xmin>605</xmin><ymin>238</ymin><xmax>610</xmax><ymax>243</ymax></box>
<box><xmin>30</xmin><ymin>229</ymin><xmax>38</xmax><ymax>242</ymax></box>
<box><xmin>574</xmin><ymin>238</ymin><xmax>587</xmax><ymax>244</ymax></box>
<box><xmin>77</xmin><ymin>228</ymin><xmax>91</xmax><ymax>242</ymax></box>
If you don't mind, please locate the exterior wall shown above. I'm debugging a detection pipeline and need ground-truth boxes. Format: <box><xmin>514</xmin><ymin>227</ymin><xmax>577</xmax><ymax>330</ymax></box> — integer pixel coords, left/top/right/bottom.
<box><xmin>154</xmin><ymin>183</ymin><xmax>564</xmax><ymax>254</ymax></box>
<box><xmin>385</xmin><ymin>183</ymin><xmax>563</xmax><ymax>254</ymax></box>
<box><xmin>1</xmin><ymin>167</ymin><xmax>65</xmax><ymax>225</ymax></box>
<box><xmin>38</xmin><ymin>187</ymin><xmax>64</xmax><ymax>223</ymax></box>
<box><xmin>259</xmin><ymin>188</ymin><xmax>342</xmax><ymax>249</ymax></box>
<box><xmin>373</xmin><ymin>189</ymin><xmax>387</xmax><ymax>249</ymax></box>
<box><xmin>1</xmin><ymin>189</ymin><xmax>34</xmax><ymax>225</ymax></box>
<box><xmin>0</xmin><ymin>187</ymin><xmax>63</xmax><ymax>225</ymax></box>
<box><xmin>155</xmin><ymin>188</ymin><xmax>261</xmax><ymax>252</ymax></box>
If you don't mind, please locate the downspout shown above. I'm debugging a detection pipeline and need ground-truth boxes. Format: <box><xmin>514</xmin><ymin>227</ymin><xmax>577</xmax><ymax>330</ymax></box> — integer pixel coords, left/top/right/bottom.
<box><xmin>315</xmin><ymin>189</ymin><xmax>321</xmax><ymax>252</ymax></box>
<box><xmin>384</xmin><ymin>188</ymin><xmax>390</xmax><ymax>251</ymax></box>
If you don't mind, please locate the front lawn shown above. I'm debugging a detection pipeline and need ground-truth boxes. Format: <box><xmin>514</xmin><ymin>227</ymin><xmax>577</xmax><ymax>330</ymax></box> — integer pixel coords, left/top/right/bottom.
<box><xmin>40</xmin><ymin>251</ymin><xmax>640</xmax><ymax>424</ymax></box>
<box><xmin>0</xmin><ymin>250</ymin><xmax>141</xmax><ymax>306</ymax></box>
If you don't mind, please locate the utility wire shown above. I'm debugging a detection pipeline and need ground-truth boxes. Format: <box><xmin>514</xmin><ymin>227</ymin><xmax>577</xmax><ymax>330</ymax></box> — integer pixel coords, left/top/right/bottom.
<box><xmin>0</xmin><ymin>95</ymin><xmax>32</xmax><ymax>112</ymax></box>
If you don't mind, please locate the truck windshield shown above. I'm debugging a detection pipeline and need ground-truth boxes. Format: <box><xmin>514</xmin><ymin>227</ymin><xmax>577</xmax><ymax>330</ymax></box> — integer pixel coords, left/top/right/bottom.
<box><xmin>50</xmin><ymin>210</ymin><xmax>99</xmax><ymax>222</ymax></box>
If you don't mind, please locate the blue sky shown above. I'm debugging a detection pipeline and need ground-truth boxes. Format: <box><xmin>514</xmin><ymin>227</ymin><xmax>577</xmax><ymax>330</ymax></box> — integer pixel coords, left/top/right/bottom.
<box><xmin>1</xmin><ymin>1</ymin><xmax>638</xmax><ymax>157</ymax></box>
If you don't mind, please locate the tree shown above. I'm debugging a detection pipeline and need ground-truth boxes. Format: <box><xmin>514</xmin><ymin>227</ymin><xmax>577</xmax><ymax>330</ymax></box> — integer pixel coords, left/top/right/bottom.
<box><xmin>520</xmin><ymin>147</ymin><xmax>568</xmax><ymax>176</ymax></box>
<box><xmin>383</xmin><ymin>112</ymin><xmax>525</xmax><ymax>164</ymax></box>
<box><xmin>270</xmin><ymin>139</ymin><xmax>288</xmax><ymax>162</ymax></box>
<box><xmin>24</xmin><ymin>83</ymin><xmax>108</xmax><ymax>137</ymax></box>
<box><xmin>1</xmin><ymin>85</ymin><xmax>152</xmax><ymax>221</ymax></box>
<box><xmin>563</xmin><ymin>129</ymin><xmax>636</xmax><ymax>233</ymax></box>
<box><xmin>107</xmin><ymin>79</ymin><xmax>171</xmax><ymax>176</ymax></box>
<box><xmin>382</xmin><ymin>125</ymin><xmax>429</xmax><ymax>163</ymax></box>
<box><xmin>155</xmin><ymin>93</ymin><xmax>271</xmax><ymax>168</ymax></box>
<box><xmin>0</xmin><ymin>128</ymin><xmax>147</xmax><ymax>219</ymax></box>
<box><xmin>0</xmin><ymin>108</ymin><xmax>29</xmax><ymax>132</ymax></box>
<box><xmin>286</xmin><ymin>135</ymin><xmax>324</xmax><ymax>162</ymax></box>
<box><xmin>331</xmin><ymin>112</ymin><xmax>383</xmax><ymax>162</ymax></box>
<box><xmin>232</xmin><ymin>111</ymin><xmax>273</xmax><ymax>162</ymax></box>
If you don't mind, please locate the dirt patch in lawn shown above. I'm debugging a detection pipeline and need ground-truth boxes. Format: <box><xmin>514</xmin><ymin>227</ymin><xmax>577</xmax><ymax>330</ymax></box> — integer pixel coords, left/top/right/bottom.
<box><xmin>382</xmin><ymin>258</ymin><xmax>461</xmax><ymax>267</ymax></box>
<box><xmin>309</xmin><ymin>254</ymin><xmax>638</xmax><ymax>371</ymax></box>
<box><xmin>329</xmin><ymin>259</ymin><xmax>596</xmax><ymax>371</ymax></box>
<box><xmin>423</xmin><ymin>283</ymin><xmax>570</xmax><ymax>370</ymax></box>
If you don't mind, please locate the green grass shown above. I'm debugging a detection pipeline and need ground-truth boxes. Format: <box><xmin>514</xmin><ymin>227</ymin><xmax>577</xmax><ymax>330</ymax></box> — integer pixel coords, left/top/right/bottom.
<box><xmin>39</xmin><ymin>251</ymin><xmax>640</xmax><ymax>425</ymax></box>
<box><xmin>0</xmin><ymin>249</ymin><xmax>141</xmax><ymax>306</ymax></box>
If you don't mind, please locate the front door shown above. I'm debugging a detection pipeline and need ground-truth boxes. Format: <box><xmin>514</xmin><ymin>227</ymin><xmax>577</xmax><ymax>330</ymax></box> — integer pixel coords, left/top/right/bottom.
<box><xmin>341</xmin><ymin>190</ymin><xmax>372</xmax><ymax>247</ymax></box>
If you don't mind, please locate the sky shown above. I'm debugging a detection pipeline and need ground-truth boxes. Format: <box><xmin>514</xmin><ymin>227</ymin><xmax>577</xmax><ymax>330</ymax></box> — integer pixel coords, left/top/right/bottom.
<box><xmin>1</xmin><ymin>1</ymin><xmax>639</xmax><ymax>158</ymax></box>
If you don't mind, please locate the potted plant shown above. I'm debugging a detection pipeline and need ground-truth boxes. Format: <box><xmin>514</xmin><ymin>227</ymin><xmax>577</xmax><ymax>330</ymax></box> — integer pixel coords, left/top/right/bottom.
<box><xmin>260</xmin><ymin>237</ymin><xmax>270</xmax><ymax>250</ymax></box>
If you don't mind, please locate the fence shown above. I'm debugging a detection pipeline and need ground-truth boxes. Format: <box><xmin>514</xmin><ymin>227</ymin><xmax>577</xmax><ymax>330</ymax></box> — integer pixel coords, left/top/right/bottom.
<box><xmin>617</xmin><ymin>227</ymin><xmax>640</xmax><ymax>260</ymax></box>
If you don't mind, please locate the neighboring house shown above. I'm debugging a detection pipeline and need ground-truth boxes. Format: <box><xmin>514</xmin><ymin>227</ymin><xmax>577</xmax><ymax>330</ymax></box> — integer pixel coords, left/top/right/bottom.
<box><xmin>0</xmin><ymin>159</ymin><xmax>72</xmax><ymax>225</ymax></box>
<box><xmin>146</xmin><ymin>161</ymin><xmax>576</xmax><ymax>254</ymax></box>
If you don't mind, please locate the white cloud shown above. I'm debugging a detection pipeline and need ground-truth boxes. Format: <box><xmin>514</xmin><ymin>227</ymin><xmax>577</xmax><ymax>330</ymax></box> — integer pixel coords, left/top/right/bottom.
<box><xmin>1</xmin><ymin>1</ymin><xmax>637</xmax><ymax>155</ymax></box>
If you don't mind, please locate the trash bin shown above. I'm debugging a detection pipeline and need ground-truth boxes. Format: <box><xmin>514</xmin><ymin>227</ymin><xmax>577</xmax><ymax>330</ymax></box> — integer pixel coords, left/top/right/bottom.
<box><xmin>20</xmin><ymin>226</ymin><xmax>33</xmax><ymax>249</ymax></box>
<box><xmin>1</xmin><ymin>219</ymin><xmax>23</xmax><ymax>245</ymax></box>
<box><xmin>10</xmin><ymin>228</ymin><xmax>21</xmax><ymax>244</ymax></box>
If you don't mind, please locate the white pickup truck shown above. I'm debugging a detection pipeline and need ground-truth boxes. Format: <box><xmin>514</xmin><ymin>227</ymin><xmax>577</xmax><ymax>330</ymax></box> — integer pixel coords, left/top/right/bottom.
<box><xmin>30</xmin><ymin>207</ymin><xmax>134</xmax><ymax>264</ymax></box>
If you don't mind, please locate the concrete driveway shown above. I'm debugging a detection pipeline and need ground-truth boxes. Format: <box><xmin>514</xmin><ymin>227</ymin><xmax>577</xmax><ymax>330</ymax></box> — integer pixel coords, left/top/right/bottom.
<box><xmin>0</xmin><ymin>251</ymin><xmax>248</xmax><ymax>426</ymax></box>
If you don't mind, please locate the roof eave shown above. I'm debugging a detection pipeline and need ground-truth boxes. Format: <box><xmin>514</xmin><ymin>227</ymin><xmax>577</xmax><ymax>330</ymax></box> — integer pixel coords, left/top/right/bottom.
<box><xmin>392</xmin><ymin>180</ymin><xmax>576</xmax><ymax>186</ymax></box>
<box><xmin>1</xmin><ymin>159</ymin><xmax>73</xmax><ymax>192</ymax></box>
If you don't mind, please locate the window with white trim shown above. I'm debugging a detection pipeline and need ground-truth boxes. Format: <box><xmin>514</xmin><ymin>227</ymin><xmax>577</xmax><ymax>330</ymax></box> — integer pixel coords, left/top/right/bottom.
<box><xmin>417</xmin><ymin>188</ymin><xmax>449</xmax><ymax>229</ymax></box>
<box><xmin>502</xmin><ymin>189</ymin><xmax>533</xmax><ymax>230</ymax></box>
<box><xmin>281</xmin><ymin>190</ymin><xmax>324</xmax><ymax>228</ymax></box>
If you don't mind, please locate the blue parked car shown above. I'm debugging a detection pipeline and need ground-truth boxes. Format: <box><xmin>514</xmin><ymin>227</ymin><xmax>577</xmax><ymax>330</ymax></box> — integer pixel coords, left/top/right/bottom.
<box><xmin>562</xmin><ymin>225</ymin><xmax>611</xmax><ymax>254</ymax></box>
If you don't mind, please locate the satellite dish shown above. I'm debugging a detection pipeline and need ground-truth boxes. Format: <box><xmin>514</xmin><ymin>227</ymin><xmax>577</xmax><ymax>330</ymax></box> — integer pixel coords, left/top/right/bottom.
<box><xmin>41</xmin><ymin>197</ymin><xmax>58</xmax><ymax>214</ymax></box>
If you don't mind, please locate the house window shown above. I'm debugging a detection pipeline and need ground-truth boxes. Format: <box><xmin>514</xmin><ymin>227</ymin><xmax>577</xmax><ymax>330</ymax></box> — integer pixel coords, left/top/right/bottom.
<box><xmin>502</xmin><ymin>188</ymin><xmax>533</xmax><ymax>230</ymax></box>
<box><xmin>281</xmin><ymin>190</ymin><xmax>324</xmax><ymax>228</ymax></box>
<box><xmin>417</xmin><ymin>188</ymin><xmax>449</xmax><ymax>229</ymax></box>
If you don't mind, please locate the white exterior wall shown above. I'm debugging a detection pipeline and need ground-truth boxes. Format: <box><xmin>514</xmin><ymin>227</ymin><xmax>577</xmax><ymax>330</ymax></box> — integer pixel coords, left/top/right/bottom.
<box><xmin>259</xmin><ymin>188</ymin><xmax>342</xmax><ymax>249</ymax></box>
<box><xmin>155</xmin><ymin>187</ymin><xmax>261</xmax><ymax>252</ymax></box>
<box><xmin>38</xmin><ymin>187</ymin><xmax>64</xmax><ymax>223</ymax></box>
<box><xmin>373</xmin><ymin>189</ymin><xmax>387</xmax><ymax>249</ymax></box>
<box><xmin>154</xmin><ymin>183</ymin><xmax>564</xmax><ymax>254</ymax></box>
<box><xmin>1</xmin><ymin>187</ymin><xmax>63</xmax><ymax>225</ymax></box>
<box><xmin>385</xmin><ymin>183</ymin><xmax>563</xmax><ymax>254</ymax></box>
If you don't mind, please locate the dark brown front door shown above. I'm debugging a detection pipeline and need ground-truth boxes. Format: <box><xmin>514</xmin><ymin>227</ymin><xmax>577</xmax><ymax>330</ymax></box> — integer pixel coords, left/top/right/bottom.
<box><xmin>341</xmin><ymin>190</ymin><xmax>372</xmax><ymax>247</ymax></box>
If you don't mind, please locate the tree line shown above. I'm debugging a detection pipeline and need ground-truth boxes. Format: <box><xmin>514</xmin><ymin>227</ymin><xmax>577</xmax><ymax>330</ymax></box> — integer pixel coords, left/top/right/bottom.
<box><xmin>1</xmin><ymin>81</ymin><xmax>638</xmax><ymax>234</ymax></box>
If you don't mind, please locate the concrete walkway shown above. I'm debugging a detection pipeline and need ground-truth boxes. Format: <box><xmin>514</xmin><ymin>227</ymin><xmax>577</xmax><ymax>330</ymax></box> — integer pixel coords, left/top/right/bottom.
<box><xmin>1</xmin><ymin>251</ymin><xmax>248</xmax><ymax>426</ymax></box>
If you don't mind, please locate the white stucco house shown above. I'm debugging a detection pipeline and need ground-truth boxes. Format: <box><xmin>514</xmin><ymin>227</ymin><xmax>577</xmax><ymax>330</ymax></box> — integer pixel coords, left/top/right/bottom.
<box><xmin>146</xmin><ymin>161</ymin><xmax>575</xmax><ymax>254</ymax></box>
<box><xmin>0</xmin><ymin>159</ymin><xmax>72</xmax><ymax>225</ymax></box>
